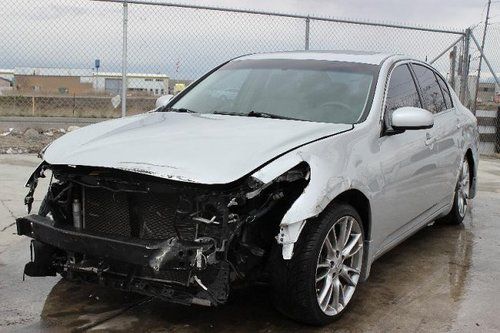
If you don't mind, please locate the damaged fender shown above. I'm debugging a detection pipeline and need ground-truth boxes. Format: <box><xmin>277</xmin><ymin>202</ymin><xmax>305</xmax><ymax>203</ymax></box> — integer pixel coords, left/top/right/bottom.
<box><xmin>251</xmin><ymin>151</ymin><xmax>371</xmax><ymax>260</ymax></box>
<box><xmin>24</xmin><ymin>162</ymin><xmax>47</xmax><ymax>213</ymax></box>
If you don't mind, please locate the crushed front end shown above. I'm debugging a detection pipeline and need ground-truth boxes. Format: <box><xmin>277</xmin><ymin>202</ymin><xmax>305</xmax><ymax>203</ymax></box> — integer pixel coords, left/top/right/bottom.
<box><xmin>16</xmin><ymin>162</ymin><xmax>309</xmax><ymax>306</ymax></box>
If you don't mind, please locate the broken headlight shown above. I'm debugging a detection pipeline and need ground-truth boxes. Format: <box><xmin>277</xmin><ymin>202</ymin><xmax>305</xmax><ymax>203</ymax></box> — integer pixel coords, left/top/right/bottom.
<box><xmin>246</xmin><ymin>163</ymin><xmax>310</xmax><ymax>199</ymax></box>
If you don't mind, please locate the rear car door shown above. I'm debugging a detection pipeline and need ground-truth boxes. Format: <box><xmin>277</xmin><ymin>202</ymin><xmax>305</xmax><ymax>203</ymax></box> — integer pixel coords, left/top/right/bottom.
<box><xmin>411</xmin><ymin>63</ymin><xmax>460</xmax><ymax>204</ymax></box>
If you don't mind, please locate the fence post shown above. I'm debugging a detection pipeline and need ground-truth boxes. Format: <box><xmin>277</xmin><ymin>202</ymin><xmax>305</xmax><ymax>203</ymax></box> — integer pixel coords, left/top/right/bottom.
<box><xmin>31</xmin><ymin>93</ymin><xmax>35</xmax><ymax>116</ymax></box>
<box><xmin>459</xmin><ymin>28</ymin><xmax>471</xmax><ymax>106</ymax></box>
<box><xmin>304</xmin><ymin>17</ymin><xmax>310</xmax><ymax>50</ymax></box>
<box><xmin>449</xmin><ymin>45</ymin><xmax>456</xmax><ymax>90</ymax></box>
<box><xmin>496</xmin><ymin>106</ymin><xmax>500</xmax><ymax>153</ymax></box>
<box><xmin>121</xmin><ymin>1</ymin><xmax>128</xmax><ymax>117</ymax></box>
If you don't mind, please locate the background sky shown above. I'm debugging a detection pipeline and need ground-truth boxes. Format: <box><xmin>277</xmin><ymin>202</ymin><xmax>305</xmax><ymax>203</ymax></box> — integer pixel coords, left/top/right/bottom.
<box><xmin>1</xmin><ymin>0</ymin><xmax>499</xmax><ymax>79</ymax></box>
<box><xmin>162</xmin><ymin>0</ymin><xmax>498</xmax><ymax>28</ymax></box>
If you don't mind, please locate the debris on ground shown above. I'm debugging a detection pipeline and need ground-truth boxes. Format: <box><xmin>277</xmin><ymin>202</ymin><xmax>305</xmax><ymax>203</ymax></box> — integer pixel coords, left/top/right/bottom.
<box><xmin>23</xmin><ymin>128</ymin><xmax>41</xmax><ymax>140</ymax></box>
<box><xmin>67</xmin><ymin>126</ymin><xmax>80</xmax><ymax>132</ymax></box>
<box><xmin>1</xmin><ymin>128</ymin><xmax>14</xmax><ymax>136</ymax></box>
<box><xmin>5</xmin><ymin>147</ymin><xmax>29</xmax><ymax>154</ymax></box>
<box><xmin>0</xmin><ymin>126</ymin><xmax>65</xmax><ymax>154</ymax></box>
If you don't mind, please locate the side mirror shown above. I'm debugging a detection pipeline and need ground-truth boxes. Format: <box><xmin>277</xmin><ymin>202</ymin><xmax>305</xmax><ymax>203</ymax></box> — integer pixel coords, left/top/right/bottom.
<box><xmin>390</xmin><ymin>107</ymin><xmax>434</xmax><ymax>131</ymax></box>
<box><xmin>155</xmin><ymin>94</ymin><xmax>174</xmax><ymax>108</ymax></box>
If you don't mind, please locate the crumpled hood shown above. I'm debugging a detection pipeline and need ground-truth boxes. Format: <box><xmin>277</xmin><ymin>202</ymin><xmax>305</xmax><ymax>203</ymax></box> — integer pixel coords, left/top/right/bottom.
<box><xmin>43</xmin><ymin>112</ymin><xmax>352</xmax><ymax>184</ymax></box>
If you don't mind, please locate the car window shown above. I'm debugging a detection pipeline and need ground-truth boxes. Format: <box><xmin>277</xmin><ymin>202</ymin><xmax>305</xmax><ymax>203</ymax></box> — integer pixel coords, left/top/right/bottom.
<box><xmin>411</xmin><ymin>64</ymin><xmax>447</xmax><ymax>113</ymax></box>
<box><xmin>174</xmin><ymin>69</ymin><xmax>251</xmax><ymax>114</ymax></box>
<box><xmin>435</xmin><ymin>74</ymin><xmax>453</xmax><ymax>109</ymax></box>
<box><xmin>252</xmin><ymin>69</ymin><xmax>373</xmax><ymax>123</ymax></box>
<box><xmin>385</xmin><ymin>64</ymin><xmax>421</xmax><ymax>114</ymax></box>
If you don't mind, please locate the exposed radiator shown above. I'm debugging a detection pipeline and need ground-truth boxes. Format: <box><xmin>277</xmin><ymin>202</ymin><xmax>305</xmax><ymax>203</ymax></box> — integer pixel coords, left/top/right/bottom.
<box><xmin>82</xmin><ymin>187</ymin><xmax>197</xmax><ymax>240</ymax></box>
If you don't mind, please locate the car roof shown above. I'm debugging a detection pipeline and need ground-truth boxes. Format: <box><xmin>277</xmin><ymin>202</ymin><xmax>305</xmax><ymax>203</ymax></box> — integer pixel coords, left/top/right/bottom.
<box><xmin>235</xmin><ymin>50</ymin><xmax>396</xmax><ymax>65</ymax></box>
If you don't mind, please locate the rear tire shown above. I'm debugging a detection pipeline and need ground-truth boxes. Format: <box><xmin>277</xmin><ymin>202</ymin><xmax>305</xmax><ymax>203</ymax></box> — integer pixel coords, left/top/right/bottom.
<box><xmin>270</xmin><ymin>203</ymin><xmax>364</xmax><ymax>325</ymax></box>
<box><xmin>440</xmin><ymin>158</ymin><xmax>470</xmax><ymax>225</ymax></box>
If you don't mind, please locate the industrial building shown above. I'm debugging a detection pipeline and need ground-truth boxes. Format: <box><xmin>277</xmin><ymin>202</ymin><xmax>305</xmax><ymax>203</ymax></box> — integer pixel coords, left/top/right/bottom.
<box><xmin>0</xmin><ymin>69</ymin><xmax>14</xmax><ymax>95</ymax></box>
<box><xmin>476</xmin><ymin>76</ymin><xmax>499</xmax><ymax>103</ymax></box>
<box><xmin>469</xmin><ymin>74</ymin><xmax>500</xmax><ymax>103</ymax></box>
<box><xmin>1</xmin><ymin>67</ymin><xmax>169</xmax><ymax>96</ymax></box>
<box><xmin>94</xmin><ymin>72</ymin><xmax>169</xmax><ymax>96</ymax></box>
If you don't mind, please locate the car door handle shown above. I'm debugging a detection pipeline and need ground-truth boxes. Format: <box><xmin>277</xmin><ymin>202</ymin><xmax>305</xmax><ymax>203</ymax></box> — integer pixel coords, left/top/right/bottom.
<box><xmin>425</xmin><ymin>133</ymin><xmax>435</xmax><ymax>146</ymax></box>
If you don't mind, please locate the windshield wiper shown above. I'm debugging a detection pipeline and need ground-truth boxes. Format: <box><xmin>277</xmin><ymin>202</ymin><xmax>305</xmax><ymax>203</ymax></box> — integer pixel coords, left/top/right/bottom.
<box><xmin>212</xmin><ymin>110</ymin><xmax>248</xmax><ymax>116</ymax></box>
<box><xmin>247</xmin><ymin>110</ymin><xmax>300</xmax><ymax>121</ymax></box>
<box><xmin>160</xmin><ymin>107</ymin><xmax>197</xmax><ymax>113</ymax></box>
<box><xmin>212</xmin><ymin>110</ymin><xmax>300</xmax><ymax>120</ymax></box>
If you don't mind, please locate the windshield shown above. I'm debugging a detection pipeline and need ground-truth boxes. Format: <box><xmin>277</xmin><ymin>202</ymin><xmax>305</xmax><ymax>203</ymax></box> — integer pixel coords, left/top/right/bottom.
<box><xmin>168</xmin><ymin>59</ymin><xmax>379</xmax><ymax>124</ymax></box>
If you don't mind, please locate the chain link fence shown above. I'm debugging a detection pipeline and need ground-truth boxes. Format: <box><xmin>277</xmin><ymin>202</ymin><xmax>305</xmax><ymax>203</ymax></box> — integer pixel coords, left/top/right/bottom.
<box><xmin>470</xmin><ymin>25</ymin><xmax>500</xmax><ymax>156</ymax></box>
<box><xmin>0</xmin><ymin>0</ymin><xmax>498</xmax><ymax>155</ymax></box>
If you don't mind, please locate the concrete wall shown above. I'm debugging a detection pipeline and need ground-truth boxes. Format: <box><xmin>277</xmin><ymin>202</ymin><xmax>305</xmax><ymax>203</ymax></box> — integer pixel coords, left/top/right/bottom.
<box><xmin>94</xmin><ymin>76</ymin><xmax>169</xmax><ymax>96</ymax></box>
<box><xmin>0</xmin><ymin>95</ymin><xmax>156</xmax><ymax>117</ymax></box>
<box><xmin>14</xmin><ymin>75</ymin><xmax>94</xmax><ymax>95</ymax></box>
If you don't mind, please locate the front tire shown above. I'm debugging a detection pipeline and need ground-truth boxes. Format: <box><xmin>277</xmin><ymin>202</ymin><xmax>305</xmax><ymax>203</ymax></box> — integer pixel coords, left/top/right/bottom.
<box><xmin>270</xmin><ymin>203</ymin><xmax>364</xmax><ymax>325</ymax></box>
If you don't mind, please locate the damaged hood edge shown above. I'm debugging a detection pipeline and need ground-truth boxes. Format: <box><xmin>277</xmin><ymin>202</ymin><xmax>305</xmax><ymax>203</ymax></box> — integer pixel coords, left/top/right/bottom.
<box><xmin>42</xmin><ymin>112</ymin><xmax>353</xmax><ymax>184</ymax></box>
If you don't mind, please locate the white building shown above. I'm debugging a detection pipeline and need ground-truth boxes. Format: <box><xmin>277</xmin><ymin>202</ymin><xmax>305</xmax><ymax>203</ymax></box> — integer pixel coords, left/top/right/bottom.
<box><xmin>94</xmin><ymin>72</ymin><xmax>169</xmax><ymax>96</ymax></box>
<box><xmin>0</xmin><ymin>69</ymin><xmax>14</xmax><ymax>95</ymax></box>
<box><xmin>0</xmin><ymin>69</ymin><xmax>15</xmax><ymax>82</ymax></box>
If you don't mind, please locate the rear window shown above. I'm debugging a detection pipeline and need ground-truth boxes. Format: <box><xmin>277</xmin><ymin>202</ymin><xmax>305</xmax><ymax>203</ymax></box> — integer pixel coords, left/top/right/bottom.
<box><xmin>411</xmin><ymin>64</ymin><xmax>447</xmax><ymax>113</ymax></box>
<box><xmin>435</xmin><ymin>74</ymin><xmax>453</xmax><ymax>109</ymax></box>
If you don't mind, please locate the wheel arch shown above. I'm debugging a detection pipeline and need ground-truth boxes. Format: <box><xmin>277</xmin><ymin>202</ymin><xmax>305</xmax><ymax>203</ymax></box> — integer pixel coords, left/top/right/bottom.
<box><xmin>334</xmin><ymin>189</ymin><xmax>372</xmax><ymax>242</ymax></box>
<box><xmin>285</xmin><ymin>188</ymin><xmax>373</xmax><ymax>281</ymax></box>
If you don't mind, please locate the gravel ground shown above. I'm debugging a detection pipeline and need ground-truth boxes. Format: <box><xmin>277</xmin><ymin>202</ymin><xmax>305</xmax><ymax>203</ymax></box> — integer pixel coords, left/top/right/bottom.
<box><xmin>0</xmin><ymin>127</ymin><xmax>70</xmax><ymax>154</ymax></box>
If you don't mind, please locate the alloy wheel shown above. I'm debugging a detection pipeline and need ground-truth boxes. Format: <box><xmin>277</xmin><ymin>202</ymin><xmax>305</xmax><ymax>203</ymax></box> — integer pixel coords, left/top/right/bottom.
<box><xmin>315</xmin><ymin>215</ymin><xmax>363</xmax><ymax>316</ymax></box>
<box><xmin>457</xmin><ymin>160</ymin><xmax>470</xmax><ymax>218</ymax></box>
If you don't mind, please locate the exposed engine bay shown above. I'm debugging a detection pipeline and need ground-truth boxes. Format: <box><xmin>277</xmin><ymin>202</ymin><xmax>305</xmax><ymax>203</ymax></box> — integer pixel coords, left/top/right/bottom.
<box><xmin>17</xmin><ymin>162</ymin><xmax>309</xmax><ymax>306</ymax></box>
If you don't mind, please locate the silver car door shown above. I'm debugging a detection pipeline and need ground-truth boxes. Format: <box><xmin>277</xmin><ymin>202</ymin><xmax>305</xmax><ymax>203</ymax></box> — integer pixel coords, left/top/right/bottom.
<box><xmin>434</xmin><ymin>72</ymin><xmax>462</xmax><ymax>197</ymax></box>
<box><xmin>374</xmin><ymin>63</ymin><xmax>437</xmax><ymax>251</ymax></box>
<box><xmin>411</xmin><ymin>63</ymin><xmax>460</xmax><ymax>205</ymax></box>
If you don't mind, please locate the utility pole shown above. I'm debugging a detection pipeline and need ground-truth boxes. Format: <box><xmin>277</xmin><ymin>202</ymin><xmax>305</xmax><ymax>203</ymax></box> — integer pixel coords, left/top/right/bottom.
<box><xmin>449</xmin><ymin>46</ymin><xmax>457</xmax><ymax>90</ymax></box>
<box><xmin>460</xmin><ymin>29</ymin><xmax>471</xmax><ymax>104</ymax></box>
<box><xmin>473</xmin><ymin>0</ymin><xmax>491</xmax><ymax>114</ymax></box>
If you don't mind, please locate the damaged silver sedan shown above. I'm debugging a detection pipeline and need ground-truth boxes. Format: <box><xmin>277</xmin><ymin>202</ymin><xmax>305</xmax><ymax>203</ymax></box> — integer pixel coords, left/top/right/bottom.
<box><xmin>16</xmin><ymin>51</ymin><xmax>479</xmax><ymax>325</ymax></box>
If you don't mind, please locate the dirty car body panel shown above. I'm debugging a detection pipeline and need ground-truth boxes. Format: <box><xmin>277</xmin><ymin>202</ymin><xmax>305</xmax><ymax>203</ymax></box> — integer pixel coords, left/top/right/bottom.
<box><xmin>16</xmin><ymin>51</ymin><xmax>478</xmax><ymax>318</ymax></box>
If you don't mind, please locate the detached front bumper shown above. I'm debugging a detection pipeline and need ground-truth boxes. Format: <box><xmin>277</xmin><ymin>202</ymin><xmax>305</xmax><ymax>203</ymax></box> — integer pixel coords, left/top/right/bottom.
<box><xmin>16</xmin><ymin>215</ymin><xmax>197</xmax><ymax>268</ymax></box>
<box><xmin>16</xmin><ymin>215</ymin><xmax>228</xmax><ymax>306</ymax></box>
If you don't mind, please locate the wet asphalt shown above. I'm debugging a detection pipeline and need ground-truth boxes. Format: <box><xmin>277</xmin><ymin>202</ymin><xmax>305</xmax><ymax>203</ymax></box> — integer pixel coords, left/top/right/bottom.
<box><xmin>0</xmin><ymin>154</ymin><xmax>499</xmax><ymax>332</ymax></box>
